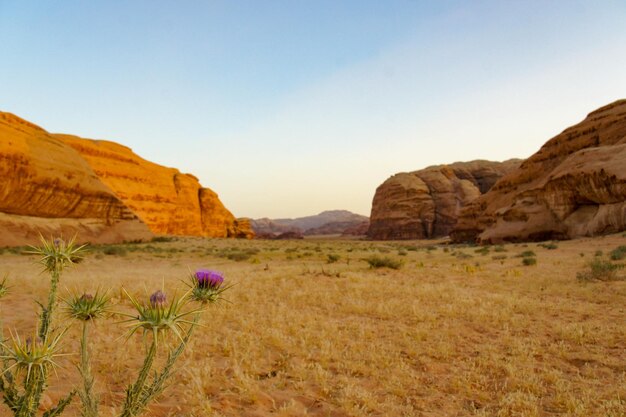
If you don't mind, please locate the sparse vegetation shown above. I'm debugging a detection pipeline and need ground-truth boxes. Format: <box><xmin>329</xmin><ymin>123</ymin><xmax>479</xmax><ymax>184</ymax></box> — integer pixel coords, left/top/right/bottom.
<box><xmin>609</xmin><ymin>245</ymin><xmax>626</xmax><ymax>260</ymax></box>
<box><xmin>326</xmin><ymin>253</ymin><xmax>340</xmax><ymax>263</ymax></box>
<box><xmin>363</xmin><ymin>255</ymin><xmax>403</xmax><ymax>269</ymax></box>
<box><xmin>522</xmin><ymin>257</ymin><xmax>537</xmax><ymax>266</ymax></box>
<box><xmin>577</xmin><ymin>258</ymin><xmax>624</xmax><ymax>281</ymax></box>
<box><xmin>0</xmin><ymin>234</ymin><xmax>624</xmax><ymax>416</ymax></box>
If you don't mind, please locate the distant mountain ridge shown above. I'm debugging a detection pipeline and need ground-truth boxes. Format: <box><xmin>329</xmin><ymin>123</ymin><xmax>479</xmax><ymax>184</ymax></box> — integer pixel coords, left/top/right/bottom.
<box><xmin>251</xmin><ymin>210</ymin><xmax>369</xmax><ymax>237</ymax></box>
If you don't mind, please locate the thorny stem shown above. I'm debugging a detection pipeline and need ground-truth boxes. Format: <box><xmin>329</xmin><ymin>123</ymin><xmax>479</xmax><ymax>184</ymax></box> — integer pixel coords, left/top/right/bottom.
<box><xmin>119</xmin><ymin>339</ymin><xmax>158</xmax><ymax>417</ymax></box>
<box><xmin>79</xmin><ymin>322</ymin><xmax>98</xmax><ymax>417</ymax></box>
<box><xmin>139</xmin><ymin>314</ymin><xmax>199</xmax><ymax>407</ymax></box>
<box><xmin>39</xmin><ymin>266</ymin><xmax>61</xmax><ymax>340</ymax></box>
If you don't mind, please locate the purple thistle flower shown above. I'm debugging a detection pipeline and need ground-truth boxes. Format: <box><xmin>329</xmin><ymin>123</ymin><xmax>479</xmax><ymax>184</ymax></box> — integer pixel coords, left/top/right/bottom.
<box><xmin>80</xmin><ymin>293</ymin><xmax>94</xmax><ymax>302</ymax></box>
<box><xmin>195</xmin><ymin>269</ymin><xmax>224</xmax><ymax>289</ymax></box>
<box><xmin>149</xmin><ymin>290</ymin><xmax>167</xmax><ymax>308</ymax></box>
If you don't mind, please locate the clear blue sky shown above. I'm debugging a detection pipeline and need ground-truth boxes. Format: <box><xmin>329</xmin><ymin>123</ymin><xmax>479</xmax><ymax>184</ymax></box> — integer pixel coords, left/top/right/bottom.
<box><xmin>1</xmin><ymin>1</ymin><xmax>625</xmax><ymax>218</ymax></box>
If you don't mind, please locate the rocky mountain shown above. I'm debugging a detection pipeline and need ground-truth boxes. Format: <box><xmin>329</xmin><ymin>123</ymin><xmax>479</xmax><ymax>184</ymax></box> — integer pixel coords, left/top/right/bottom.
<box><xmin>0</xmin><ymin>112</ymin><xmax>152</xmax><ymax>245</ymax></box>
<box><xmin>251</xmin><ymin>210</ymin><xmax>368</xmax><ymax>237</ymax></box>
<box><xmin>0</xmin><ymin>111</ymin><xmax>253</xmax><ymax>245</ymax></box>
<box><xmin>368</xmin><ymin>160</ymin><xmax>521</xmax><ymax>240</ymax></box>
<box><xmin>452</xmin><ymin>99</ymin><xmax>626</xmax><ymax>243</ymax></box>
<box><xmin>59</xmin><ymin>136</ymin><xmax>253</xmax><ymax>239</ymax></box>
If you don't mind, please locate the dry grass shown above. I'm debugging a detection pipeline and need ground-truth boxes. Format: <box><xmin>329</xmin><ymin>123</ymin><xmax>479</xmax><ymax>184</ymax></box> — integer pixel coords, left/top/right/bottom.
<box><xmin>0</xmin><ymin>235</ymin><xmax>624</xmax><ymax>417</ymax></box>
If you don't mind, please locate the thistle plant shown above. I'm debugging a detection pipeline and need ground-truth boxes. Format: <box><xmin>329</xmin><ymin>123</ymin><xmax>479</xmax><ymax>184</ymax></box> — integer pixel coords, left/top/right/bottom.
<box><xmin>0</xmin><ymin>236</ymin><xmax>84</xmax><ymax>417</ymax></box>
<box><xmin>64</xmin><ymin>291</ymin><xmax>110</xmax><ymax>417</ymax></box>
<box><xmin>189</xmin><ymin>269</ymin><xmax>231</xmax><ymax>304</ymax></box>
<box><xmin>118</xmin><ymin>290</ymin><xmax>201</xmax><ymax>417</ymax></box>
<box><xmin>0</xmin><ymin>237</ymin><xmax>230</xmax><ymax>417</ymax></box>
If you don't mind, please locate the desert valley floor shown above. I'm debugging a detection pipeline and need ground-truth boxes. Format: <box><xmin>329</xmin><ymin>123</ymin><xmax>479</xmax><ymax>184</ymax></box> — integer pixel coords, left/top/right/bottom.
<box><xmin>0</xmin><ymin>235</ymin><xmax>624</xmax><ymax>417</ymax></box>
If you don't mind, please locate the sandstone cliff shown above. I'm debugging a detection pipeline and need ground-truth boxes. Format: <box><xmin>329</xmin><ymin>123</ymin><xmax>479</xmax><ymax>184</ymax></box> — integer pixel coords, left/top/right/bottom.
<box><xmin>452</xmin><ymin>99</ymin><xmax>626</xmax><ymax>243</ymax></box>
<box><xmin>58</xmin><ymin>135</ymin><xmax>253</xmax><ymax>238</ymax></box>
<box><xmin>368</xmin><ymin>160</ymin><xmax>521</xmax><ymax>240</ymax></box>
<box><xmin>0</xmin><ymin>112</ymin><xmax>153</xmax><ymax>245</ymax></box>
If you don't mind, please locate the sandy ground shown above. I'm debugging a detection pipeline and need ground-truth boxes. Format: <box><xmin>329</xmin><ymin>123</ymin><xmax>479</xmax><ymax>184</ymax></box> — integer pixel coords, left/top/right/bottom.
<box><xmin>0</xmin><ymin>234</ymin><xmax>624</xmax><ymax>417</ymax></box>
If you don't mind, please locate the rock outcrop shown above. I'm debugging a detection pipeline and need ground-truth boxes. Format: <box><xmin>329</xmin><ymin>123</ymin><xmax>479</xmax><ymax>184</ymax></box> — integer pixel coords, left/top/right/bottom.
<box><xmin>452</xmin><ymin>99</ymin><xmax>626</xmax><ymax>243</ymax></box>
<box><xmin>368</xmin><ymin>160</ymin><xmax>521</xmax><ymax>240</ymax></box>
<box><xmin>0</xmin><ymin>111</ymin><xmax>252</xmax><ymax>245</ymax></box>
<box><xmin>0</xmin><ymin>112</ymin><xmax>153</xmax><ymax>245</ymax></box>
<box><xmin>58</xmin><ymin>135</ymin><xmax>253</xmax><ymax>238</ymax></box>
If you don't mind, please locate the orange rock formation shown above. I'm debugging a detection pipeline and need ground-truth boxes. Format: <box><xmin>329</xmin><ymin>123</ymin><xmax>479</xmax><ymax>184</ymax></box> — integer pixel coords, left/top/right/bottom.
<box><xmin>0</xmin><ymin>112</ymin><xmax>152</xmax><ymax>245</ymax></box>
<box><xmin>452</xmin><ymin>99</ymin><xmax>626</xmax><ymax>243</ymax></box>
<box><xmin>0</xmin><ymin>111</ymin><xmax>253</xmax><ymax>245</ymax></box>
<box><xmin>58</xmin><ymin>136</ymin><xmax>253</xmax><ymax>238</ymax></box>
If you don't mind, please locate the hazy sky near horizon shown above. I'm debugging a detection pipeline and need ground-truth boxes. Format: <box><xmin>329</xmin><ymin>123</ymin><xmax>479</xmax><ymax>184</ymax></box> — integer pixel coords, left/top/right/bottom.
<box><xmin>2</xmin><ymin>1</ymin><xmax>626</xmax><ymax>218</ymax></box>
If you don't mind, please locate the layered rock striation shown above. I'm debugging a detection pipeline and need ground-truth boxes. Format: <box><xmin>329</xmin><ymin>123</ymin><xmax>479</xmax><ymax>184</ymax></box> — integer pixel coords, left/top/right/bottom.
<box><xmin>0</xmin><ymin>111</ymin><xmax>252</xmax><ymax>245</ymax></box>
<box><xmin>452</xmin><ymin>99</ymin><xmax>626</xmax><ymax>243</ymax></box>
<box><xmin>59</xmin><ymin>136</ymin><xmax>252</xmax><ymax>238</ymax></box>
<box><xmin>368</xmin><ymin>160</ymin><xmax>520</xmax><ymax>240</ymax></box>
<box><xmin>0</xmin><ymin>112</ymin><xmax>152</xmax><ymax>245</ymax></box>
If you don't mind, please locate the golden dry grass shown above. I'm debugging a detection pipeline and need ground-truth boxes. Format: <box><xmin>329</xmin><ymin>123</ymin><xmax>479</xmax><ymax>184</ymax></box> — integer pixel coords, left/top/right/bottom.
<box><xmin>0</xmin><ymin>234</ymin><xmax>624</xmax><ymax>417</ymax></box>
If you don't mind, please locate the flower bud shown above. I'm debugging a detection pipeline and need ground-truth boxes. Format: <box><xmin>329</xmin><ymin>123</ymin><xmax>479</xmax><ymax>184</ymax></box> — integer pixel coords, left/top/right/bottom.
<box><xmin>149</xmin><ymin>290</ymin><xmax>167</xmax><ymax>308</ymax></box>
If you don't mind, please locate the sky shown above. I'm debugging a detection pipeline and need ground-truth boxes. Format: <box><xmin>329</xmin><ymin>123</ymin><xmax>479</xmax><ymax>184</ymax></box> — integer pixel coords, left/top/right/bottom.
<box><xmin>1</xmin><ymin>1</ymin><xmax>626</xmax><ymax>218</ymax></box>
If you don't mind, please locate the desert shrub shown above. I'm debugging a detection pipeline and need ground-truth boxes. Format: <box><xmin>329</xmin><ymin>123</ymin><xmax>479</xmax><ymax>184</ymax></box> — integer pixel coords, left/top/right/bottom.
<box><xmin>494</xmin><ymin>245</ymin><xmax>507</xmax><ymax>252</ymax></box>
<box><xmin>364</xmin><ymin>255</ymin><xmax>403</xmax><ymax>270</ymax></box>
<box><xmin>425</xmin><ymin>245</ymin><xmax>437</xmax><ymax>252</ymax></box>
<box><xmin>539</xmin><ymin>242</ymin><xmax>558</xmax><ymax>250</ymax></box>
<box><xmin>404</xmin><ymin>245</ymin><xmax>419</xmax><ymax>252</ymax></box>
<box><xmin>516</xmin><ymin>250</ymin><xmax>536</xmax><ymax>258</ymax></box>
<box><xmin>456</xmin><ymin>252</ymin><xmax>473</xmax><ymax>260</ymax></box>
<box><xmin>492</xmin><ymin>255</ymin><xmax>507</xmax><ymax>260</ymax></box>
<box><xmin>284</xmin><ymin>247</ymin><xmax>298</xmax><ymax>253</ymax></box>
<box><xmin>151</xmin><ymin>236</ymin><xmax>176</xmax><ymax>243</ymax></box>
<box><xmin>577</xmin><ymin>258</ymin><xmax>624</xmax><ymax>281</ymax></box>
<box><xmin>522</xmin><ymin>257</ymin><xmax>537</xmax><ymax>266</ymax></box>
<box><xmin>102</xmin><ymin>245</ymin><xmax>127</xmax><ymax>256</ymax></box>
<box><xmin>327</xmin><ymin>254</ymin><xmax>340</xmax><ymax>263</ymax></box>
<box><xmin>397</xmin><ymin>250</ymin><xmax>408</xmax><ymax>256</ymax></box>
<box><xmin>474</xmin><ymin>246</ymin><xmax>490</xmax><ymax>255</ymax></box>
<box><xmin>609</xmin><ymin>245</ymin><xmax>626</xmax><ymax>261</ymax></box>
<box><xmin>377</xmin><ymin>247</ymin><xmax>390</xmax><ymax>253</ymax></box>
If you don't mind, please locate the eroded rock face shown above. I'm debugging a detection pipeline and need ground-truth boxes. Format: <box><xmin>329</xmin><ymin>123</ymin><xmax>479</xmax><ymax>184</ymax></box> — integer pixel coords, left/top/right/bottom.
<box><xmin>0</xmin><ymin>112</ymin><xmax>153</xmax><ymax>245</ymax></box>
<box><xmin>452</xmin><ymin>99</ymin><xmax>626</xmax><ymax>243</ymax></box>
<box><xmin>368</xmin><ymin>160</ymin><xmax>521</xmax><ymax>240</ymax></box>
<box><xmin>59</xmin><ymin>135</ymin><xmax>253</xmax><ymax>238</ymax></box>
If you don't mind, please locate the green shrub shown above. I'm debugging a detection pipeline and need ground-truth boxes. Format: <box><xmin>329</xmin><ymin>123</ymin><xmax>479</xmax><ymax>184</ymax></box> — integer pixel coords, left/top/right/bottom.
<box><xmin>102</xmin><ymin>246</ymin><xmax>127</xmax><ymax>256</ymax></box>
<box><xmin>522</xmin><ymin>257</ymin><xmax>537</xmax><ymax>266</ymax></box>
<box><xmin>327</xmin><ymin>254</ymin><xmax>340</xmax><ymax>263</ymax></box>
<box><xmin>516</xmin><ymin>250</ymin><xmax>536</xmax><ymax>258</ymax></box>
<box><xmin>577</xmin><ymin>258</ymin><xmax>624</xmax><ymax>281</ymax></box>
<box><xmin>609</xmin><ymin>245</ymin><xmax>626</xmax><ymax>261</ymax></box>
<box><xmin>397</xmin><ymin>250</ymin><xmax>408</xmax><ymax>256</ymax></box>
<box><xmin>151</xmin><ymin>236</ymin><xmax>176</xmax><ymax>243</ymax></box>
<box><xmin>474</xmin><ymin>247</ymin><xmax>490</xmax><ymax>255</ymax></box>
<box><xmin>492</xmin><ymin>255</ymin><xmax>507</xmax><ymax>260</ymax></box>
<box><xmin>493</xmin><ymin>245</ymin><xmax>507</xmax><ymax>252</ymax></box>
<box><xmin>364</xmin><ymin>256</ymin><xmax>403</xmax><ymax>270</ymax></box>
<box><xmin>539</xmin><ymin>242</ymin><xmax>558</xmax><ymax>250</ymax></box>
<box><xmin>594</xmin><ymin>250</ymin><xmax>603</xmax><ymax>257</ymax></box>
